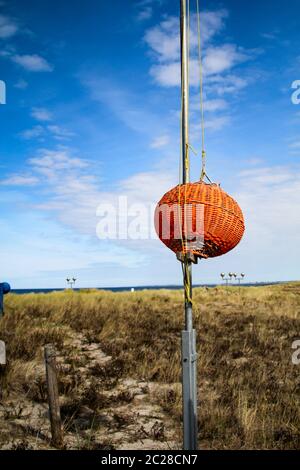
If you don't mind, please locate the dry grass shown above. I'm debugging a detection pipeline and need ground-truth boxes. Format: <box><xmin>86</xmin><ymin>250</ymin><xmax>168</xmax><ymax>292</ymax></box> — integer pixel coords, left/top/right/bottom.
<box><xmin>0</xmin><ymin>283</ymin><xmax>300</xmax><ymax>449</ymax></box>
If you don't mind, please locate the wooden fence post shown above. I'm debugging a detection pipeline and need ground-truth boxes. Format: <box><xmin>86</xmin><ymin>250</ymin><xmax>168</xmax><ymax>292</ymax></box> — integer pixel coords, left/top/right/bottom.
<box><xmin>44</xmin><ymin>344</ymin><xmax>63</xmax><ymax>448</ymax></box>
<box><xmin>0</xmin><ymin>341</ymin><xmax>6</xmax><ymax>400</ymax></box>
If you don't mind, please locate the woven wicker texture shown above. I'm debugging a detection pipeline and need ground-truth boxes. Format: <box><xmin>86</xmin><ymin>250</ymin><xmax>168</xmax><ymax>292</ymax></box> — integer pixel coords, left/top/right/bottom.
<box><xmin>154</xmin><ymin>181</ymin><xmax>245</xmax><ymax>259</ymax></box>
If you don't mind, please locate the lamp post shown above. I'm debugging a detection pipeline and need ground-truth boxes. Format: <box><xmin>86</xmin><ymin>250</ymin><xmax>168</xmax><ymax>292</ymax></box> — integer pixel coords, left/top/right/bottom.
<box><xmin>220</xmin><ymin>272</ymin><xmax>245</xmax><ymax>287</ymax></box>
<box><xmin>236</xmin><ymin>273</ymin><xmax>245</xmax><ymax>286</ymax></box>
<box><xmin>66</xmin><ymin>278</ymin><xmax>77</xmax><ymax>290</ymax></box>
<box><xmin>220</xmin><ymin>273</ymin><xmax>230</xmax><ymax>286</ymax></box>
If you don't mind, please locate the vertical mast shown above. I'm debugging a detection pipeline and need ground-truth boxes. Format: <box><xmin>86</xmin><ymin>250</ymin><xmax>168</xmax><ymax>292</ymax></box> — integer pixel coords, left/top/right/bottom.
<box><xmin>180</xmin><ymin>0</ymin><xmax>189</xmax><ymax>184</ymax></box>
<box><xmin>180</xmin><ymin>0</ymin><xmax>198</xmax><ymax>451</ymax></box>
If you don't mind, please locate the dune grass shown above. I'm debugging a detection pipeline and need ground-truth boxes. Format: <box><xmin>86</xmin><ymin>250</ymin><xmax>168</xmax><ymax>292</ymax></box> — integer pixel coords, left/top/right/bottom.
<box><xmin>0</xmin><ymin>283</ymin><xmax>299</xmax><ymax>449</ymax></box>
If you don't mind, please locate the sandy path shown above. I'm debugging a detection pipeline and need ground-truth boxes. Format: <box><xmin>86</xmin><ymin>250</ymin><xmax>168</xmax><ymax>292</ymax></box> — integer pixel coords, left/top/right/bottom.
<box><xmin>0</xmin><ymin>332</ymin><xmax>181</xmax><ymax>450</ymax></box>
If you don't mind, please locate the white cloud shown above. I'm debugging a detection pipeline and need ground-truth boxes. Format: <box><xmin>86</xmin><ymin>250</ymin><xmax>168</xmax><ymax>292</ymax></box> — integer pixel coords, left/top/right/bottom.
<box><xmin>31</xmin><ymin>107</ymin><xmax>53</xmax><ymax>121</ymax></box>
<box><xmin>0</xmin><ymin>175</ymin><xmax>39</xmax><ymax>186</ymax></box>
<box><xmin>203</xmin><ymin>98</ymin><xmax>228</xmax><ymax>112</ymax></box>
<box><xmin>20</xmin><ymin>123</ymin><xmax>75</xmax><ymax>141</ymax></box>
<box><xmin>145</xmin><ymin>10</ymin><xmax>252</xmax><ymax>91</ymax></box>
<box><xmin>3</xmin><ymin>145</ymin><xmax>175</xmax><ymax>242</ymax></box>
<box><xmin>149</xmin><ymin>46</ymin><xmax>249</xmax><ymax>88</ymax></box>
<box><xmin>47</xmin><ymin>125</ymin><xmax>75</xmax><ymax>140</ymax></box>
<box><xmin>206</xmin><ymin>74</ymin><xmax>248</xmax><ymax>95</ymax></box>
<box><xmin>235</xmin><ymin>165</ymin><xmax>300</xmax><ymax>273</ymax></box>
<box><xmin>136</xmin><ymin>0</ymin><xmax>160</xmax><ymax>22</ymax></box>
<box><xmin>289</xmin><ymin>141</ymin><xmax>300</xmax><ymax>149</ymax></box>
<box><xmin>83</xmin><ymin>76</ymin><xmax>170</xmax><ymax>139</ymax></box>
<box><xmin>29</xmin><ymin>149</ymin><xmax>88</xmax><ymax>174</ymax></box>
<box><xmin>150</xmin><ymin>134</ymin><xmax>170</xmax><ymax>148</ymax></box>
<box><xmin>144</xmin><ymin>10</ymin><xmax>228</xmax><ymax>64</ymax></box>
<box><xmin>144</xmin><ymin>17</ymin><xmax>180</xmax><ymax>62</ymax></box>
<box><xmin>204</xmin><ymin>115</ymin><xmax>230</xmax><ymax>131</ymax></box>
<box><xmin>288</xmin><ymin>141</ymin><xmax>300</xmax><ymax>155</ymax></box>
<box><xmin>150</xmin><ymin>61</ymin><xmax>181</xmax><ymax>87</ymax></box>
<box><xmin>246</xmin><ymin>157</ymin><xmax>264</xmax><ymax>166</ymax></box>
<box><xmin>119</xmin><ymin>170</ymin><xmax>175</xmax><ymax>205</ymax></box>
<box><xmin>239</xmin><ymin>167</ymin><xmax>294</xmax><ymax>185</ymax></box>
<box><xmin>20</xmin><ymin>125</ymin><xmax>45</xmax><ymax>139</ymax></box>
<box><xmin>191</xmin><ymin>115</ymin><xmax>230</xmax><ymax>135</ymax></box>
<box><xmin>0</xmin><ymin>49</ymin><xmax>11</xmax><ymax>57</ymax></box>
<box><xmin>12</xmin><ymin>54</ymin><xmax>53</xmax><ymax>72</ymax></box>
<box><xmin>261</xmin><ymin>31</ymin><xmax>278</xmax><ymax>41</ymax></box>
<box><xmin>203</xmin><ymin>44</ymin><xmax>247</xmax><ymax>75</ymax></box>
<box><xmin>0</xmin><ymin>14</ymin><xmax>18</xmax><ymax>38</ymax></box>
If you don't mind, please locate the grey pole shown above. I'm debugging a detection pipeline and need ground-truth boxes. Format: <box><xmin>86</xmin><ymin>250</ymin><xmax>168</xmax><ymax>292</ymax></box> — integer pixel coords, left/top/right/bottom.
<box><xmin>180</xmin><ymin>0</ymin><xmax>198</xmax><ymax>451</ymax></box>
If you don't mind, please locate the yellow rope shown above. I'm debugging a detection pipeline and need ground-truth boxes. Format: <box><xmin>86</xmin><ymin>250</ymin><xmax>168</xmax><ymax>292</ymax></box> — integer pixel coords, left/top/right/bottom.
<box><xmin>196</xmin><ymin>0</ymin><xmax>207</xmax><ymax>181</ymax></box>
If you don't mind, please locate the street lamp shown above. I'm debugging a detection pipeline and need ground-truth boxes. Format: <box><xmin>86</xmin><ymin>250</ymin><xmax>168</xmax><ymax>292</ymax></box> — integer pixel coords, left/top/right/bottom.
<box><xmin>220</xmin><ymin>273</ymin><xmax>230</xmax><ymax>286</ymax></box>
<box><xmin>220</xmin><ymin>272</ymin><xmax>242</xmax><ymax>286</ymax></box>
<box><xmin>66</xmin><ymin>277</ymin><xmax>77</xmax><ymax>289</ymax></box>
<box><xmin>236</xmin><ymin>273</ymin><xmax>245</xmax><ymax>285</ymax></box>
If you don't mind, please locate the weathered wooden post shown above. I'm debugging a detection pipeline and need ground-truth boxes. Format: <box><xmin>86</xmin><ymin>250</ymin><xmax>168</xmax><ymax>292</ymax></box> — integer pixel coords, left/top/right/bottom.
<box><xmin>0</xmin><ymin>282</ymin><xmax>10</xmax><ymax>400</ymax></box>
<box><xmin>0</xmin><ymin>340</ymin><xmax>6</xmax><ymax>400</ymax></box>
<box><xmin>44</xmin><ymin>344</ymin><xmax>63</xmax><ymax>448</ymax></box>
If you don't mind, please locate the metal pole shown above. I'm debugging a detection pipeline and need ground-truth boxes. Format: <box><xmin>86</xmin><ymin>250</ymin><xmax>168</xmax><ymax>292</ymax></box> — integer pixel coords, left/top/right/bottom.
<box><xmin>180</xmin><ymin>0</ymin><xmax>198</xmax><ymax>451</ymax></box>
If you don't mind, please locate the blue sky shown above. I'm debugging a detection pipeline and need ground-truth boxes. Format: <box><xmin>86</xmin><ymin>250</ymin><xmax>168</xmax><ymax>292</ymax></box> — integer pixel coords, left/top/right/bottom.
<box><xmin>1</xmin><ymin>0</ymin><xmax>300</xmax><ymax>288</ymax></box>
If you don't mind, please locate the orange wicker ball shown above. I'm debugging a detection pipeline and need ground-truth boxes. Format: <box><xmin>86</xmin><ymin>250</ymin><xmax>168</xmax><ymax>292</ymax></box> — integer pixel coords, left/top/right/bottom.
<box><xmin>154</xmin><ymin>181</ymin><xmax>245</xmax><ymax>259</ymax></box>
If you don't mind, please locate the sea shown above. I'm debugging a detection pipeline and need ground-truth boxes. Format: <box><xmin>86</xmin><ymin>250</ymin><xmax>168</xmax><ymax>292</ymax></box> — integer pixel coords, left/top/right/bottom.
<box><xmin>11</xmin><ymin>282</ymin><xmax>284</xmax><ymax>295</ymax></box>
